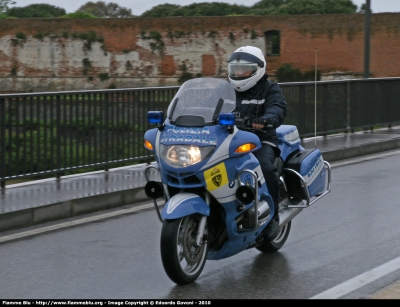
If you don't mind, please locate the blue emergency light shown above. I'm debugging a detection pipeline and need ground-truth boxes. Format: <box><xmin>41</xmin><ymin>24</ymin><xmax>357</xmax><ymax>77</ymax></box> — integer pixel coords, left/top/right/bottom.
<box><xmin>147</xmin><ymin>111</ymin><xmax>164</xmax><ymax>124</ymax></box>
<box><xmin>218</xmin><ymin>113</ymin><xmax>235</xmax><ymax>126</ymax></box>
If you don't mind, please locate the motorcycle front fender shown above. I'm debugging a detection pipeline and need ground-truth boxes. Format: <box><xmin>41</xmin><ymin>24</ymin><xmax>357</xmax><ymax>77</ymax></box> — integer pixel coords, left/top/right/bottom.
<box><xmin>161</xmin><ymin>193</ymin><xmax>210</xmax><ymax>220</ymax></box>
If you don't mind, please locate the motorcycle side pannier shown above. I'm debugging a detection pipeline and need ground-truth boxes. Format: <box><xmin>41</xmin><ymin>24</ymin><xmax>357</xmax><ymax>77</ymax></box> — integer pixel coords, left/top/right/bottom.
<box><xmin>284</xmin><ymin>149</ymin><xmax>326</xmax><ymax>200</ymax></box>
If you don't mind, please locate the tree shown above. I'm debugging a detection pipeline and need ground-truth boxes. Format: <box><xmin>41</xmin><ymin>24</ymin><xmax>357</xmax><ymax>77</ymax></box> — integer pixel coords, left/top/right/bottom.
<box><xmin>254</xmin><ymin>0</ymin><xmax>290</xmax><ymax>6</ymax></box>
<box><xmin>61</xmin><ymin>12</ymin><xmax>96</xmax><ymax>18</ymax></box>
<box><xmin>0</xmin><ymin>0</ymin><xmax>15</xmax><ymax>13</ymax></box>
<box><xmin>277</xmin><ymin>0</ymin><xmax>357</xmax><ymax>15</ymax></box>
<box><xmin>76</xmin><ymin>1</ymin><xmax>133</xmax><ymax>18</ymax></box>
<box><xmin>141</xmin><ymin>0</ymin><xmax>358</xmax><ymax>17</ymax></box>
<box><xmin>6</xmin><ymin>4</ymin><xmax>66</xmax><ymax>18</ymax></box>
<box><xmin>142</xmin><ymin>2</ymin><xmax>248</xmax><ymax>17</ymax></box>
<box><xmin>172</xmin><ymin>2</ymin><xmax>249</xmax><ymax>16</ymax></box>
<box><xmin>275</xmin><ymin>63</ymin><xmax>321</xmax><ymax>82</ymax></box>
<box><xmin>320</xmin><ymin>0</ymin><xmax>357</xmax><ymax>14</ymax></box>
<box><xmin>251</xmin><ymin>0</ymin><xmax>290</xmax><ymax>10</ymax></box>
<box><xmin>141</xmin><ymin>4</ymin><xmax>180</xmax><ymax>17</ymax></box>
<box><xmin>247</xmin><ymin>0</ymin><xmax>288</xmax><ymax>15</ymax></box>
<box><xmin>275</xmin><ymin>63</ymin><xmax>303</xmax><ymax>82</ymax></box>
<box><xmin>358</xmin><ymin>3</ymin><xmax>373</xmax><ymax>13</ymax></box>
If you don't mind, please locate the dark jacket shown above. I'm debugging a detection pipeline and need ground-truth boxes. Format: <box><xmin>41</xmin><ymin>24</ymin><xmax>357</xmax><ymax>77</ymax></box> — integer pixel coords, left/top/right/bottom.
<box><xmin>234</xmin><ymin>75</ymin><xmax>287</xmax><ymax>144</ymax></box>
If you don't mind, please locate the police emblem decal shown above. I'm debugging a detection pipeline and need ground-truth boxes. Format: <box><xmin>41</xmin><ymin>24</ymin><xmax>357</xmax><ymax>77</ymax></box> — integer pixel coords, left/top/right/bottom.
<box><xmin>212</xmin><ymin>175</ymin><xmax>222</xmax><ymax>187</ymax></box>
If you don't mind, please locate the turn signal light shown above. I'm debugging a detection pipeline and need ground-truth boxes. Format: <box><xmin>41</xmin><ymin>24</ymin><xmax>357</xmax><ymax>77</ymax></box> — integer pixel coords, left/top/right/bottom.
<box><xmin>144</xmin><ymin>140</ymin><xmax>154</xmax><ymax>150</ymax></box>
<box><xmin>235</xmin><ymin>143</ymin><xmax>256</xmax><ymax>153</ymax></box>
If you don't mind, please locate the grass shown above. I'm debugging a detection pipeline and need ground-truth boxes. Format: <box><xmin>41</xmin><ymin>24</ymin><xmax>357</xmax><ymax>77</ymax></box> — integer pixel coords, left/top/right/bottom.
<box><xmin>5</xmin><ymin>178</ymin><xmax>34</xmax><ymax>185</ymax></box>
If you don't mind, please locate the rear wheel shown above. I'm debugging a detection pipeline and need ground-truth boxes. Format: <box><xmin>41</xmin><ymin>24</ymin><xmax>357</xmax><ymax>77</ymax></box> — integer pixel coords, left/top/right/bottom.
<box><xmin>160</xmin><ymin>215</ymin><xmax>208</xmax><ymax>285</ymax></box>
<box><xmin>256</xmin><ymin>221</ymin><xmax>291</xmax><ymax>253</ymax></box>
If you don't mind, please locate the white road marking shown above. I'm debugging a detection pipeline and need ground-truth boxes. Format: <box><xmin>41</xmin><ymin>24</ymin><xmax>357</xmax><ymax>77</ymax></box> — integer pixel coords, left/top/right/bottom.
<box><xmin>310</xmin><ymin>256</ymin><xmax>400</xmax><ymax>299</ymax></box>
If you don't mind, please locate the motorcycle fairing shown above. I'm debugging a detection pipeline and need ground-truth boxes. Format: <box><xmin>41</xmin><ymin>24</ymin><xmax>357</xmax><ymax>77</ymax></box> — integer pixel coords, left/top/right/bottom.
<box><xmin>199</xmin><ymin>126</ymin><xmax>239</xmax><ymax>171</ymax></box>
<box><xmin>203</xmin><ymin>161</ymin><xmax>229</xmax><ymax>192</ymax></box>
<box><xmin>276</xmin><ymin>125</ymin><xmax>303</xmax><ymax>161</ymax></box>
<box><xmin>158</xmin><ymin>122</ymin><xmax>262</xmax><ymax>173</ymax></box>
<box><xmin>206</xmin><ymin>179</ymin><xmax>275</xmax><ymax>260</ymax></box>
<box><xmin>157</xmin><ymin>120</ymin><xmax>261</xmax><ymax>188</ymax></box>
<box><xmin>208</xmin><ymin>188</ymin><xmax>275</xmax><ymax>260</ymax></box>
<box><xmin>157</xmin><ymin>121</ymin><xmax>222</xmax><ymax>175</ymax></box>
<box><xmin>158</xmin><ymin>121</ymin><xmax>268</xmax><ymax>206</ymax></box>
<box><xmin>229</xmin><ymin>129</ymin><xmax>262</xmax><ymax>156</ymax></box>
<box><xmin>202</xmin><ymin>154</ymin><xmax>265</xmax><ymax>204</ymax></box>
<box><xmin>160</xmin><ymin>124</ymin><xmax>218</xmax><ymax>146</ymax></box>
<box><xmin>199</xmin><ymin>127</ymin><xmax>261</xmax><ymax>171</ymax></box>
<box><xmin>205</xmin><ymin>162</ymin><xmax>275</xmax><ymax>260</ymax></box>
<box><xmin>161</xmin><ymin>192</ymin><xmax>210</xmax><ymax>220</ymax></box>
<box><xmin>143</xmin><ymin>128</ymin><xmax>158</xmax><ymax>153</ymax></box>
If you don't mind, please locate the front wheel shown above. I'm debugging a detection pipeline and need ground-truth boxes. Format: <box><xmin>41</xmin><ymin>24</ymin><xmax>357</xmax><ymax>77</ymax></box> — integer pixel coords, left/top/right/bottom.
<box><xmin>160</xmin><ymin>215</ymin><xmax>208</xmax><ymax>285</ymax></box>
<box><xmin>256</xmin><ymin>221</ymin><xmax>291</xmax><ymax>253</ymax></box>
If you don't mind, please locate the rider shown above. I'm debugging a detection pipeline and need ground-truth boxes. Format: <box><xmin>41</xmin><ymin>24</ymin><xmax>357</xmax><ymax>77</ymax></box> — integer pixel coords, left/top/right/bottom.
<box><xmin>227</xmin><ymin>46</ymin><xmax>287</xmax><ymax>240</ymax></box>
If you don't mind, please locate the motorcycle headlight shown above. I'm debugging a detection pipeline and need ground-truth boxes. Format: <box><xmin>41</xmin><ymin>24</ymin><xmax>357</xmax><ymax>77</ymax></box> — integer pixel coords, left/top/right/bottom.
<box><xmin>160</xmin><ymin>144</ymin><xmax>215</xmax><ymax>168</ymax></box>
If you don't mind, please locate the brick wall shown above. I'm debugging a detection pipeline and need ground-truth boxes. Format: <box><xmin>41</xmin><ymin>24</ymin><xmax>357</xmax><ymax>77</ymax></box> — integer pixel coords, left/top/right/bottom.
<box><xmin>0</xmin><ymin>13</ymin><xmax>399</xmax><ymax>92</ymax></box>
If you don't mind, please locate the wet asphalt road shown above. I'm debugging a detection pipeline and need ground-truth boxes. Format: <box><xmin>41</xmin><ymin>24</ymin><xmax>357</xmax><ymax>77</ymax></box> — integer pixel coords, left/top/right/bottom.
<box><xmin>1</xmin><ymin>152</ymin><xmax>400</xmax><ymax>299</ymax></box>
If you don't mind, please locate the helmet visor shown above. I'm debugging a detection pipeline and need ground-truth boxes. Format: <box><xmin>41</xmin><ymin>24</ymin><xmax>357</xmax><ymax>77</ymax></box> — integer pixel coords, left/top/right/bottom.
<box><xmin>228</xmin><ymin>63</ymin><xmax>258</xmax><ymax>80</ymax></box>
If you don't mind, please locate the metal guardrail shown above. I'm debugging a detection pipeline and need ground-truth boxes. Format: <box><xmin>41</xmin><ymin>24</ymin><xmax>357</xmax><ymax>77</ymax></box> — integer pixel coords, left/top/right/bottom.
<box><xmin>281</xmin><ymin>77</ymin><xmax>400</xmax><ymax>137</ymax></box>
<box><xmin>1</xmin><ymin>77</ymin><xmax>400</xmax><ymax>187</ymax></box>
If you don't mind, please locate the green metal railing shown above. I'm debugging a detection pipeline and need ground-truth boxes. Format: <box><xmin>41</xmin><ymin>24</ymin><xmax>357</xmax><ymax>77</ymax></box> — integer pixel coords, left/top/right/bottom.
<box><xmin>1</xmin><ymin>77</ymin><xmax>400</xmax><ymax>187</ymax></box>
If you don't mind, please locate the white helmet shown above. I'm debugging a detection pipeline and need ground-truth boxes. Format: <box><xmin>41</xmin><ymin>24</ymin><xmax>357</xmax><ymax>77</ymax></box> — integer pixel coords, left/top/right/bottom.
<box><xmin>227</xmin><ymin>46</ymin><xmax>266</xmax><ymax>92</ymax></box>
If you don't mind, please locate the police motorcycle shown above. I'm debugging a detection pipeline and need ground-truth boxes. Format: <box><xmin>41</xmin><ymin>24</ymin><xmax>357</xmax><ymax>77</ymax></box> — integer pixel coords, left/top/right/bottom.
<box><xmin>143</xmin><ymin>77</ymin><xmax>331</xmax><ymax>285</ymax></box>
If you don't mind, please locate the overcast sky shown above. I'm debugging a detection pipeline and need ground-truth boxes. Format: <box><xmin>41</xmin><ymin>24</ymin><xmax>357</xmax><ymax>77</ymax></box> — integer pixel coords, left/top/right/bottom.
<box><xmin>9</xmin><ymin>0</ymin><xmax>400</xmax><ymax>16</ymax></box>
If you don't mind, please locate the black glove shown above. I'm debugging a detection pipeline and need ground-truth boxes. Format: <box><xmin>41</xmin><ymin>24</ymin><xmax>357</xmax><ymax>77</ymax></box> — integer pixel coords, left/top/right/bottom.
<box><xmin>252</xmin><ymin>118</ymin><xmax>273</xmax><ymax>128</ymax></box>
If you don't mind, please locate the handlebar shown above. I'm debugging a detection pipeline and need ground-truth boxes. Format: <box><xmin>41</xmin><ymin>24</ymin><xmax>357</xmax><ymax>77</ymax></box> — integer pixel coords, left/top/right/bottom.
<box><xmin>234</xmin><ymin>116</ymin><xmax>272</xmax><ymax>134</ymax></box>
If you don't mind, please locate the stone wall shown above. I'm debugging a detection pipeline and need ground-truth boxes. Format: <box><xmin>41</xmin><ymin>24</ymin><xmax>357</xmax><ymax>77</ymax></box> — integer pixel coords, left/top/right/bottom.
<box><xmin>0</xmin><ymin>13</ymin><xmax>399</xmax><ymax>92</ymax></box>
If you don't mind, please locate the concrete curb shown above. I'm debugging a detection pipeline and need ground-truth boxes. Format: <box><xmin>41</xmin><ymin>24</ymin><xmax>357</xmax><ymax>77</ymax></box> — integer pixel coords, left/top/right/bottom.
<box><xmin>321</xmin><ymin>138</ymin><xmax>400</xmax><ymax>162</ymax></box>
<box><xmin>0</xmin><ymin>187</ymin><xmax>147</xmax><ymax>232</ymax></box>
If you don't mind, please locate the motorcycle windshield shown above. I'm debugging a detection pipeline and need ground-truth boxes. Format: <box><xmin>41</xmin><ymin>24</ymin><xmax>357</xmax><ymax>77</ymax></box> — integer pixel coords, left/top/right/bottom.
<box><xmin>168</xmin><ymin>78</ymin><xmax>236</xmax><ymax>126</ymax></box>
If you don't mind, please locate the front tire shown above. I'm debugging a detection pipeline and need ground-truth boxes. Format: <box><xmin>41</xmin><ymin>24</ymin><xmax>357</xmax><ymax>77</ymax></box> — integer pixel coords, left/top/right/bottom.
<box><xmin>160</xmin><ymin>215</ymin><xmax>208</xmax><ymax>285</ymax></box>
<box><xmin>256</xmin><ymin>221</ymin><xmax>291</xmax><ymax>253</ymax></box>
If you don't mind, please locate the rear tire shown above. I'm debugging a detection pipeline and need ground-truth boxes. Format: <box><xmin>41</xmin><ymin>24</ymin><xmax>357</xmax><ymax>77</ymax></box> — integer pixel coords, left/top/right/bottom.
<box><xmin>160</xmin><ymin>215</ymin><xmax>208</xmax><ymax>285</ymax></box>
<box><xmin>256</xmin><ymin>221</ymin><xmax>291</xmax><ymax>253</ymax></box>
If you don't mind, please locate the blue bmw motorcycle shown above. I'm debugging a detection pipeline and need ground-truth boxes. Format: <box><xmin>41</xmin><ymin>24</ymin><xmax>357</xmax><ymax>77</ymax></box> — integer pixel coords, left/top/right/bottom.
<box><xmin>144</xmin><ymin>77</ymin><xmax>331</xmax><ymax>285</ymax></box>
